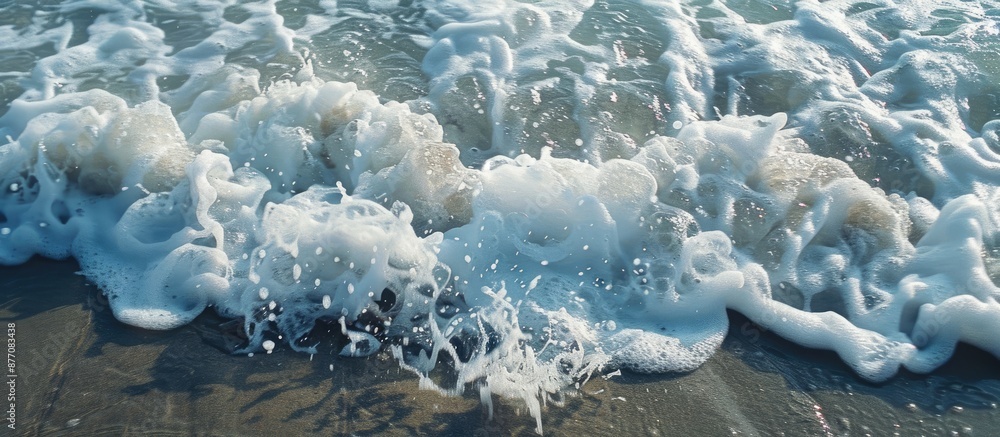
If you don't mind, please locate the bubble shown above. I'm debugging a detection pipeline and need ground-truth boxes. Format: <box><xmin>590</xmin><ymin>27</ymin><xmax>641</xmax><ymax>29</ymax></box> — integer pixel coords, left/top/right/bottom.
<box><xmin>1</xmin><ymin>10</ymin><xmax>997</xmax><ymax>430</ymax></box>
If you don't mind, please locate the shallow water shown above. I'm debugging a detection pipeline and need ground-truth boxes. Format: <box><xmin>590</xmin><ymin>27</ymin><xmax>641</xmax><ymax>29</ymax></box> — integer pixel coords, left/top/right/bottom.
<box><xmin>2</xmin><ymin>0</ymin><xmax>1000</xmax><ymax>433</ymax></box>
<box><xmin>3</xmin><ymin>259</ymin><xmax>999</xmax><ymax>435</ymax></box>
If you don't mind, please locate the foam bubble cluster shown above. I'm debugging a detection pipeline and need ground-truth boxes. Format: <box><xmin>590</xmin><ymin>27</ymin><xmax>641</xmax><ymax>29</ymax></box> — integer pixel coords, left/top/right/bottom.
<box><xmin>2</xmin><ymin>0</ymin><xmax>1000</xmax><ymax>433</ymax></box>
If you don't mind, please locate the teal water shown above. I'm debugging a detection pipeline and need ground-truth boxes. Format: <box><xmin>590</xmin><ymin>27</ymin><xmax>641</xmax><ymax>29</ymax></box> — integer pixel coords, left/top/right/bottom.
<box><xmin>2</xmin><ymin>0</ymin><xmax>1000</xmax><ymax>434</ymax></box>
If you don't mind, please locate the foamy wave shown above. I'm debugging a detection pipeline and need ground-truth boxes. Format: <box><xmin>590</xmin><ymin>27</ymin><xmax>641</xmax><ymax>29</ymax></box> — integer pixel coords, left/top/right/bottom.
<box><xmin>1</xmin><ymin>0</ymin><xmax>999</xmax><ymax>433</ymax></box>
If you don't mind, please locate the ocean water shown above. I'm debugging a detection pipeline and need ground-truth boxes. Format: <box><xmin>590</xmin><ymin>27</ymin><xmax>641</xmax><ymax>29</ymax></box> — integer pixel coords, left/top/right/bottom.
<box><xmin>1</xmin><ymin>0</ymin><xmax>999</xmax><ymax>432</ymax></box>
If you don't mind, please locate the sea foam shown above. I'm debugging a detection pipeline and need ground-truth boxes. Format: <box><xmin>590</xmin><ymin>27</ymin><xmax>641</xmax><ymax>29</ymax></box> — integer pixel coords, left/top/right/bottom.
<box><xmin>2</xmin><ymin>0</ymin><xmax>1000</xmax><ymax>433</ymax></box>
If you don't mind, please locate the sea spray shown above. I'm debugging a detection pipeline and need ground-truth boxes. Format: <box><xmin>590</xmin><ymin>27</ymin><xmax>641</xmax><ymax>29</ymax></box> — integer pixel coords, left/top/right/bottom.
<box><xmin>2</xmin><ymin>0</ymin><xmax>1000</xmax><ymax>432</ymax></box>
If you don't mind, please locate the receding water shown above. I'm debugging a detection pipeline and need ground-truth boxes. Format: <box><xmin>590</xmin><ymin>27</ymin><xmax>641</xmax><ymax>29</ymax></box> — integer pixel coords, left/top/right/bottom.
<box><xmin>1</xmin><ymin>0</ymin><xmax>1000</xmax><ymax>433</ymax></box>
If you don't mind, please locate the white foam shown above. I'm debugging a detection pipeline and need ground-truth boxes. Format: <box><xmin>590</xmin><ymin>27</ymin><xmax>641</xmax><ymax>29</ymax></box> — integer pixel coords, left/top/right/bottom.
<box><xmin>2</xmin><ymin>0</ymin><xmax>1000</xmax><ymax>432</ymax></box>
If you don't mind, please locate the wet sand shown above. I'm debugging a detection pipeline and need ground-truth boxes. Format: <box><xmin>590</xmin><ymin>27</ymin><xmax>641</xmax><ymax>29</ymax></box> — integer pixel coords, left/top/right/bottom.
<box><xmin>2</xmin><ymin>258</ymin><xmax>998</xmax><ymax>436</ymax></box>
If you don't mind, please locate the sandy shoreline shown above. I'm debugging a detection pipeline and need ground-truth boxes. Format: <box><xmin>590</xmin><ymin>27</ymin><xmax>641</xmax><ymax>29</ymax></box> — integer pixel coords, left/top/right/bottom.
<box><xmin>2</xmin><ymin>258</ymin><xmax>998</xmax><ymax>436</ymax></box>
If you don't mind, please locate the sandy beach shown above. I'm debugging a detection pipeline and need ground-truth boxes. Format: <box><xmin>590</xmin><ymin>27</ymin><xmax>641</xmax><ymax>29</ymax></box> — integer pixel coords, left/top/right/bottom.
<box><xmin>1</xmin><ymin>0</ymin><xmax>1000</xmax><ymax>435</ymax></box>
<box><xmin>2</xmin><ymin>258</ymin><xmax>997</xmax><ymax>436</ymax></box>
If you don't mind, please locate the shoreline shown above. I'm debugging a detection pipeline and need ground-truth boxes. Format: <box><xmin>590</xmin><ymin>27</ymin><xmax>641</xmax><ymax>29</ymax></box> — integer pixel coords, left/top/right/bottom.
<box><xmin>2</xmin><ymin>258</ymin><xmax>998</xmax><ymax>435</ymax></box>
